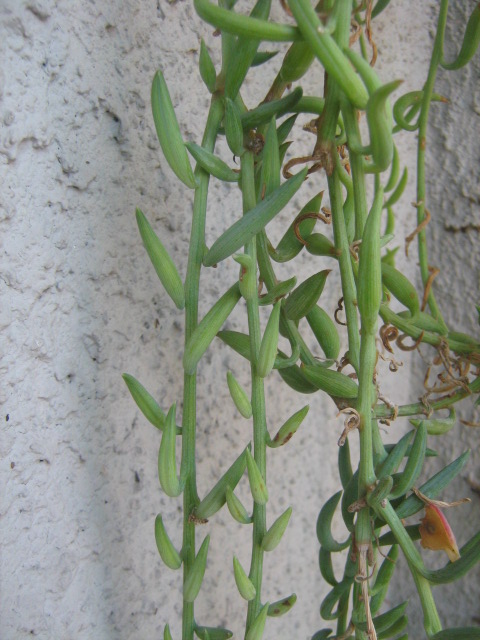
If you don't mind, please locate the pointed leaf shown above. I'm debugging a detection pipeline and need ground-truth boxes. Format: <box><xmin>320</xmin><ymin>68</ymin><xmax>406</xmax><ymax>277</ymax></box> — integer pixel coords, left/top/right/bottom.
<box><xmin>316</xmin><ymin>491</ymin><xmax>350</xmax><ymax>552</ymax></box>
<box><xmin>268</xmin><ymin>405</ymin><xmax>309</xmax><ymax>448</ymax></box>
<box><xmin>204</xmin><ymin>168</ymin><xmax>308</xmax><ymax>267</ymax></box>
<box><xmin>184</xmin><ymin>535</ymin><xmax>210</xmax><ymax>602</ymax></box>
<box><xmin>441</xmin><ymin>4</ymin><xmax>480</xmax><ymax>70</ymax></box>
<box><xmin>186</xmin><ymin>142</ymin><xmax>239</xmax><ymax>182</ymax></box>
<box><xmin>183</xmin><ymin>283</ymin><xmax>241</xmax><ymax>373</ymax></box>
<box><xmin>396</xmin><ymin>450</ymin><xmax>470</xmax><ymax>519</ymax></box>
<box><xmin>226</xmin><ymin>486</ymin><xmax>252</xmax><ymax>524</ymax></box>
<box><xmin>123</xmin><ymin>373</ymin><xmax>180</xmax><ymax>433</ymax></box>
<box><xmin>227</xmin><ymin>372</ymin><xmax>252</xmax><ymax>419</ymax></box>
<box><xmin>284</xmin><ymin>270</ymin><xmax>330</xmax><ymax>322</ymax></box>
<box><xmin>199</xmin><ymin>39</ymin><xmax>216</xmax><ymax>92</ymax></box>
<box><xmin>240</xmin><ymin>88</ymin><xmax>303</xmax><ymax>130</ymax></box>
<box><xmin>158</xmin><ymin>404</ymin><xmax>185</xmax><ymax>497</ymax></box>
<box><xmin>257</xmin><ymin>302</ymin><xmax>281</xmax><ymax>378</ymax></box>
<box><xmin>151</xmin><ymin>71</ymin><xmax>196</xmax><ymax>188</ymax></box>
<box><xmin>195</xmin><ymin>626</ymin><xmax>233</xmax><ymax>640</ymax></box>
<box><xmin>246</xmin><ymin>603</ymin><xmax>269</xmax><ymax>640</ymax></box>
<box><xmin>246</xmin><ymin>448</ymin><xmax>268</xmax><ymax>505</ymax></box>
<box><xmin>195</xmin><ymin>447</ymin><xmax>248</xmax><ymax>520</ymax></box>
<box><xmin>233</xmin><ymin>556</ymin><xmax>256</xmax><ymax>600</ymax></box>
<box><xmin>136</xmin><ymin>209</ymin><xmax>185</xmax><ymax>310</ymax></box>
<box><xmin>155</xmin><ymin>515</ymin><xmax>182</xmax><ymax>569</ymax></box>
<box><xmin>262</xmin><ymin>507</ymin><xmax>292</xmax><ymax>551</ymax></box>
<box><xmin>267</xmin><ymin>594</ymin><xmax>297</xmax><ymax>617</ymax></box>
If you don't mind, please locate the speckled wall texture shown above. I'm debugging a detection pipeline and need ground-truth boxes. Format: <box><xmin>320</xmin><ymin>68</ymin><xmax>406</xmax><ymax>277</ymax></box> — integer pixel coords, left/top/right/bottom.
<box><xmin>1</xmin><ymin>1</ymin><xmax>479</xmax><ymax>638</ymax></box>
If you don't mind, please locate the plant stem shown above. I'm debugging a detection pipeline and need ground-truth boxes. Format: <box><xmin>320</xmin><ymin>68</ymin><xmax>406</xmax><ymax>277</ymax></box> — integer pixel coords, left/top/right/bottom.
<box><xmin>181</xmin><ymin>96</ymin><xmax>224</xmax><ymax>640</ymax></box>
<box><xmin>241</xmin><ymin>151</ymin><xmax>269</xmax><ymax>634</ymax></box>
<box><xmin>416</xmin><ymin>0</ymin><xmax>449</xmax><ymax>331</ymax></box>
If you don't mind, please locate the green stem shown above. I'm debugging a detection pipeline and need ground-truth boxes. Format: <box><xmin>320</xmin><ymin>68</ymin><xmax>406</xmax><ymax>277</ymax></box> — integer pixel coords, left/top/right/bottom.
<box><xmin>241</xmin><ymin>152</ymin><xmax>269</xmax><ymax>635</ymax></box>
<box><xmin>329</xmin><ymin>168</ymin><xmax>361</xmax><ymax>373</ymax></box>
<box><xmin>374</xmin><ymin>371</ymin><xmax>480</xmax><ymax>420</ymax></box>
<box><xmin>374</xmin><ymin>501</ymin><xmax>442</xmax><ymax>636</ymax></box>
<box><xmin>181</xmin><ymin>96</ymin><xmax>224</xmax><ymax>640</ymax></box>
<box><xmin>340</xmin><ymin>97</ymin><xmax>368</xmax><ymax>241</ymax></box>
<box><xmin>357</xmin><ymin>330</ymin><xmax>377</xmax><ymax>493</ymax></box>
<box><xmin>416</xmin><ymin>0</ymin><xmax>449</xmax><ymax>331</ymax></box>
<box><xmin>407</xmin><ymin>562</ymin><xmax>443</xmax><ymax>638</ymax></box>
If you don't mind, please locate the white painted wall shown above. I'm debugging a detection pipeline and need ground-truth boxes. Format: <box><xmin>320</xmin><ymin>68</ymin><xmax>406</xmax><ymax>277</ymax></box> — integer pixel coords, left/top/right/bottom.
<box><xmin>1</xmin><ymin>1</ymin><xmax>478</xmax><ymax>638</ymax></box>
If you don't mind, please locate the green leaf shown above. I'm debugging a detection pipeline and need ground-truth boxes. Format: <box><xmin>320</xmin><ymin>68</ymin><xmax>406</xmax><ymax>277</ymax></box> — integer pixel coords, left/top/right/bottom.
<box><xmin>218</xmin><ymin>330</ymin><xmax>252</xmax><ymax>361</ymax></box>
<box><xmin>287</xmin><ymin>0</ymin><xmax>368</xmax><ymax>109</ymax></box>
<box><xmin>251</xmin><ymin>50</ymin><xmax>279</xmax><ymax>66</ymax></box>
<box><xmin>204</xmin><ymin>168</ymin><xmax>307</xmax><ymax>267</ymax></box>
<box><xmin>384</xmin><ymin>166</ymin><xmax>408</xmax><ymax>208</ymax></box>
<box><xmin>318</xmin><ymin>547</ymin><xmax>337</xmax><ymax>587</ymax></box>
<box><xmin>227</xmin><ymin>372</ymin><xmax>252</xmax><ymax>419</ymax></box>
<box><xmin>356</xmin><ymin>602</ymin><xmax>407</xmax><ymax>635</ymax></box>
<box><xmin>240</xmin><ymin>87</ymin><xmax>303</xmax><ymax>130</ymax></box>
<box><xmin>186</xmin><ymin>142</ymin><xmax>239</xmax><ymax>182</ymax></box>
<box><xmin>357</xmin><ymin>189</ymin><xmax>384</xmax><ymax>333</ymax></box>
<box><xmin>419</xmin><ymin>531</ymin><xmax>480</xmax><ymax>585</ymax></box>
<box><xmin>259</xmin><ymin>117</ymin><xmax>280</xmax><ymax>198</ymax></box>
<box><xmin>183</xmin><ymin>283</ymin><xmax>242</xmax><ymax>373</ymax></box>
<box><xmin>270</xmin><ymin>191</ymin><xmax>323</xmax><ymax>263</ymax></box>
<box><xmin>262</xmin><ymin>507</ymin><xmax>292</xmax><ymax>551</ymax></box>
<box><xmin>381</xmin><ymin>262</ymin><xmax>420</xmax><ymax>321</ymax></box>
<box><xmin>395</xmin><ymin>450</ymin><xmax>470</xmax><ymax>519</ymax></box>
<box><xmin>278</xmin><ymin>40</ymin><xmax>314</xmax><ymax>83</ymax></box>
<box><xmin>430</xmin><ymin>629</ymin><xmax>480</xmax><ymax>640</ymax></box>
<box><xmin>258</xmin><ymin>277</ymin><xmax>297</xmax><ymax>306</ymax></box>
<box><xmin>233</xmin><ymin>556</ymin><xmax>256</xmax><ymax>600</ymax></box>
<box><xmin>225</xmin><ymin>98</ymin><xmax>244</xmax><ymax>157</ymax></box>
<box><xmin>245</xmin><ymin>603</ymin><xmax>269</xmax><ymax>640</ymax></box>
<box><xmin>284</xmin><ymin>270</ymin><xmax>330</xmax><ymax>322</ymax></box>
<box><xmin>268</xmin><ymin>405</ymin><xmax>309</xmax><ymax>448</ymax></box>
<box><xmin>226</xmin><ymin>486</ymin><xmax>252</xmax><ymax>524</ymax></box>
<box><xmin>366</xmin><ymin>81</ymin><xmax>401</xmax><ymax>172</ymax></box>
<box><xmin>320</xmin><ymin>580</ymin><xmax>352</xmax><ymax>621</ymax></box>
<box><xmin>224</xmin><ymin>0</ymin><xmax>272</xmax><ymax>100</ymax></box>
<box><xmin>441</xmin><ymin>4</ymin><xmax>480</xmax><ymax>70</ymax></box>
<box><xmin>123</xmin><ymin>373</ymin><xmax>177</xmax><ymax>433</ymax></box>
<box><xmin>338</xmin><ymin>438</ymin><xmax>353</xmax><ymax>490</ymax></box>
<box><xmin>388</xmin><ymin>421</ymin><xmax>426</xmax><ymax>499</ymax></box>
<box><xmin>257</xmin><ymin>302</ymin><xmax>281</xmax><ymax>378</ymax></box>
<box><xmin>276</xmin><ymin>114</ymin><xmax>297</xmax><ymax>145</ymax></box>
<box><xmin>246</xmin><ymin>448</ymin><xmax>268</xmax><ymax>505</ymax></box>
<box><xmin>370</xmin><ymin>545</ymin><xmax>399</xmax><ymax>615</ymax></box>
<box><xmin>184</xmin><ymin>535</ymin><xmax>210</xmax><ymax>602</ymax></box>
<box><xmin>151</xmin><ymin>71</ymin><xmax>196</xmax><ymax>189</ymax></box>
<box><xmin>376</xmin><ymin>430</ymin><xmax>413</xmax><ymax>478</ymax></box>
<box><xmin>306</xmin><ymin>305</ymin><xmax>340</xmax><ymax>360</ymax></box>
<box><xmin>302</xmin><ymin>364</ymin><xmax>358</xmax><ymax>399</ymax></box>
<box><xmin>267</xmin><ymin>594</ymin><xmax>297</xmax><ymax>616</ymax></box>
<box><xmin>410</xmin><ymin>408</ymin><xmax>456</xmax><ymax>436</ymax></box>
<box><xmin>136</xmin><ymin>209</ymin><xmax>185</xmax><ymax>310</ymax></box>
<box><xmin>193</xmin><ymin>0</ymin><xmax>300</xmax><ymax>41</ymax></box>
<box><xmin>316</xmin><ymin>491</ymin><xmax>350</xmax><ymax>552</ymax></box>
<box><xmin>199</xmin><ymin>39</ymin><xmax>217</xmax><ymax>92</ymax></box>
<box><xmin>195</xmin><ymin>447</ymin><xmax>248</xmax><ymax>520</ymax></box>
<box><xmin>154</xmin><ymin>515</ymin><xmax>182</xmax><ymax>570</ymax></box>
<box><xmin>158</xmin><ymin>404</ymin><xmax>185</xmax><ymax>498</ymax></box>
<box><xmin>195</xmin><ymin>626</ymin><xmax>233</xmax><ymax>640</ymax></box>
<box><xmin>277</xmin><ymin>361</ymin><xmax>317</xmax><ymax>394</ymax></box>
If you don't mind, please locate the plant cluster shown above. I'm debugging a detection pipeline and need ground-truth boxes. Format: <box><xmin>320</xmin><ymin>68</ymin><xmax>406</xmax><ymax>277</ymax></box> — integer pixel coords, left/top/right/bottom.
<box><xmin>124</xmin><ymin>1</ymin><xmax>480</xmax><ymax>638</ymax></box>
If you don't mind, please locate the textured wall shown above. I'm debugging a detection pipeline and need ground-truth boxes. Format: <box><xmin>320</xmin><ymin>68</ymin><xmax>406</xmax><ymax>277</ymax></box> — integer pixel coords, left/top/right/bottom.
<box><xmin>1</xmin><ymin>1</ymin><xmax>478</xmax><ymax>638</ymax></box>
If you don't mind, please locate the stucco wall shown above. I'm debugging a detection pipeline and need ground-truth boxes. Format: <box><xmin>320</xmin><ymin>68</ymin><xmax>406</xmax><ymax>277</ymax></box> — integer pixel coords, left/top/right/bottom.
<box><xmin>1</xmin><ymin>1</ymin><xmax>478</xmax><ymax>638</ymax></box>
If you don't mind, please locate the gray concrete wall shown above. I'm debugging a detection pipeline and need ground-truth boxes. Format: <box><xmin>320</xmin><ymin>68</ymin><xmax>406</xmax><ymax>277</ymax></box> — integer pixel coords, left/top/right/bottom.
<box><xmin>1</xmin><ymin>1</ymin><xmax>478</xmax><ymax>638</ymax></box>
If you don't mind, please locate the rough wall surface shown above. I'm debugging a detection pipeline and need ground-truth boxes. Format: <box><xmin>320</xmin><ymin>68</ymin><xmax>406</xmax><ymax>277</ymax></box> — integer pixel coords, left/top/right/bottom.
<box><xmin>1</xmin><ymin>1</ymin><xmax>478</xmax><ymax>639</ymax></box>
